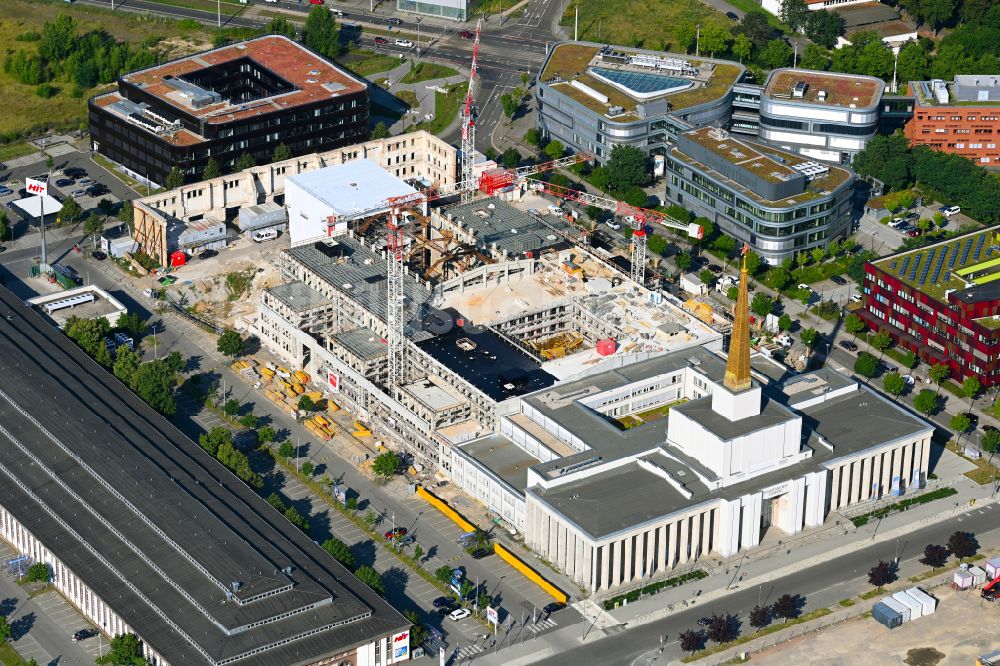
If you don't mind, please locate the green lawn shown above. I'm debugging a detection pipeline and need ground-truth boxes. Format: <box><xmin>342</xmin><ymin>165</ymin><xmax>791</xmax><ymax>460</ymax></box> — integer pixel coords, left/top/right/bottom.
<box><xmin>407</xmin><ymin>82</ymin><xmax>468</xmax><ymax>136</ymax></box>
<box><xmin>0</xmin><ymin>642</ymin><xmax>26</xmax><ymax>666</ymax></box>
<box><xmin>344</xmin><ymin>50</ymin><xmax>404</xmax><ymax>77</ymax></box>
<box><xmin>559</xmin><ymin>0</ymin><xmax>729</xmax><ymax>53</ymax></box>
<box><xmin>0</xmin><ymin>141</ymin><xmax>36</xmax><ymax>163</ymax></box>
<box><xmin>144</xmin><ymin>0</ymin><xmax>246</xmax><ymax>14</ymax></box>
<box><xmin>400</xmin><ymin>62</ymin><xmax>459</xmax><ymax>85</ymax></box>
<box><xmin>723</xmin><ymin>0</ymin><xmax>790</xmax><ymax>32</ymax></box>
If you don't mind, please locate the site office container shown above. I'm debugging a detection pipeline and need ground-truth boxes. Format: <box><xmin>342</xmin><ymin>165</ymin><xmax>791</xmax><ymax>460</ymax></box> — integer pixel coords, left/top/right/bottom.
<box><xmin>969</xmin><ymin>566</ymin><xmax>988</xmax><ymax>587</ymax></box>
<box><xmin>954</xmin><ymin>569</ymin><xmax>974</xmax><ymax>589</ymax></box>
<box><xmin>904</xmin><ymin>587</ymin><xmax>937</xmax><ymax>616</ymax></box>
<box><xmin>892</xmin><ymin>591</ymin><xmax>923</xmax><ymax>620</ymax></box>
<box><xmin>985</xmin><ymin>557</ymin><xmax>1000</xmax><ymax>579</ymax></box>
<box><xmin>871</xmin><ymin>602</ymin><xmax>903</xmax><ymax>629</ymax></box>
<box><xmin>881</xmin><ymin>596</ymin><xmax>911</xmax><ymax>623</ymax></box>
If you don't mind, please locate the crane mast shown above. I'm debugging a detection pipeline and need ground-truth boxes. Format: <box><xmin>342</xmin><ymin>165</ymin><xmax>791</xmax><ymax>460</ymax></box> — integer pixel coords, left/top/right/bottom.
<box><xmin>460</xmin><ymin>19</ymin><xmax>482</xmax><ymax>203</ymax></box>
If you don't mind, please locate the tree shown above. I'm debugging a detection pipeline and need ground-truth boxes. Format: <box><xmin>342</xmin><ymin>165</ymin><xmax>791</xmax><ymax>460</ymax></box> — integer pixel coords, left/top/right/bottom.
<box><xmin>621</xmin><ymin>186</ymin><xmax>648</xmax><ymax>208</ymax></box>
<box><xmin>851</xmin><ymin>134</ymin><xmax>912</xmax><ymax>191</ymax></box>
<box><xmin>759</xmin><ymin>39</ymin><xmax>793</xmax><ymax>70</ymax></box>
<box><xmin>301</xmin><ymin>460</ymin><xmax>315</xmax><ymax>476</ymax></box>
<box><xmin>258</xmin><ymin>425</ymin><xmax>276</xmax><ymax>444</ymax></box>
<box><xmin>896</xmin><ymin>41</ymin><xmax>930</xmax><ymax>87</ymax></box>
<box><xmin>771</xmin><ymin>593</ymin><xmax>799</xmax><ymax>623</ymax></box>
<box><xmin>0</xmin><ymin>213</ymin><xmax>7</xmax><ymax>245</ymax></box>
<box><xmin>413</xmin><ymin>543</ymin><xmax>424</xmax><ymax>562</ymax></box>
<box><xmin>544</xmin><ymin>140</ymin><xmax>565</xmax><ymax>161</ymax></box>
<box><xmin>354</xmin><ymin>565</ymin><xmax>385</xmax><ymax>596</ymax></box>
<box><xmin>948</xmin><ymin>530</ymin><xmax>978</xmax><ymax>560</ymax></box>
<box><xmin>202</xmin><ymin>157</ymin><xmax>221</xmax><ymax>180</ymax></box>
<box><xmin>799</xmin><ymin>43</ymin><xmax>830</xmax><ymax>71</ymax></box>
<box><xmin>302</xmin><ymin>5</ymin><xmax>340</xmax><ymax>58</ymax></box>
<box><xmin>234</xmin><ymin>152</ymin><xmax>256</xmax><ymax>171</ymax></box>
<box><xmin>112</xmin><ymin>346</ymin><xmax>141</xmax><ymax>387</ymax></box>
<box><xmin>216</xmin><ymin>330</ymin><xmax>245</xmax><ymax>358</ymax></box>
<box><xmin>777</xmin><ymin>313</ymin><xmax>793</xmax><ymax>332</ymax></box>
<box><xmin>706</xmin><ymin>614</ymin><xmax>734</xmax><ymax>644</ymax></box>
<box><xmin>780</xmin><ymin>0</ymin><xmax>809</xmax><ymax>30</ymax></box>
<box><xmin>265</xmin><ymin>15</ymin><xmax>297</xmax><ymax>38</ymax></box>
<box><xmin>951</xmin><ymin>412</ymin><xmax>972</xmax><ymax>442</ymax></box>
<box><xmin>24</xmin><ymin>561</ymin><xmax>50</xmax><ymax>583</ymax></box>
<box><xmin>982</xmin><ymin>428</ymin><xmax>1000</xmax><ymax>459</ymax></box>
<box><xmin>132</xmin><ymin>359</ymin><xmax>177</xmax><ymax>416</ymax></box>
<box><xmin>501</xmin><ymin>92</ymin><xmax>518</xmax><ymax>119</ymax></box>
<box><xmin>239</xmin><ymin>414</ymin><xmax>259</xmax><ymax>430</ymax></box>
<box><xmin>751</xmin><ymin>292</ymin><xmax>773</xmax><ymax>319</ymax></box>
<box><xmin>402</xmin><ymin>609</ymin><xmax>429</xmax><ymax>649</ymax></box>
<box><xmin>749</xmin><ymin>604</ymin><xmax>770</xmax><ymax>632</ymax></box>
<box><xmin>700</xmin><ymin>25</ymin><xmax>731</xmax><ymax>58</ymax></box>
<box><xmin>674</xmin><ymin>22</ymin><xmax>697</xmax><ymax>53</ymax></box>
<box><xmin>165</xmin><ymin>167</ymin><xmax>184</xmax><ymax>189</ymax></box>
<box><xmin>744</xmin><ymin>251</ymin><xmax>763</xmax><ymax>276</ymax></box>
<box><xmin>920</xmin><ymin>543</ymin><xmax>949</xmax><ymax>569</ymax></box>
<box><xmin>119</xmin><ymin>199</ymin><xmax>134</xmax><ymax>230</ymax></box>
<box><xmin>322</xmin><ymin>537</ymin><xmax>356</xmax><ymax>570</ymax></box>
<box><xmin>766</xmin><ymin>266</ymin><xmax>791</xmax><ymax>291</ymax></box>
<box><xmin>97</xmin><ymin>198</ymin><xmax>116</xmax><ymax>219</ymax></box>
<box><xmin>699</xmin><ymin>268</ymin><xmax>717</xmax><ymax>288</ymax></box>
<box><xmin>283</xmin><ymin>506</ymin><xmax>309</xmax><ymax>533</ymax></box>
<box><xmin>678</xmin><ymin>629</ymin><xmax>702</xmax><ymax>654</ymax></box>
<box><xmin>910</xmin><ymin>0</ymin><xmax>954</xmax><ymax>34</ymax></box>
<box><xmin>223</xmin><ymin>399</ymin><xmax>241</xmax><ymax>417</ymax></box>
<box><xmin>500</xmin><ymin>147</ymin><xmax>521</xmax><ymax>169</ymax></box>
<box><xmin>736</xmin><ymin>10</ymin><xmax>775</xmax><ymax>47</ymax></box>
<box><xmin>963</xmin><ymin>376</ymin><xmax>981</xmax><ymax>409</ymax></box>
<box><xmin>715</xmin><ymin>234</ymin><xmax>736</xmax><ymax>256</ymax></box>
<box><xmin>297</xmin><ymin>395</ymin><xmax>316</xmax><ymax>412</ymax></box>
<box><xmin>272</xmin><ymin>143</ymin><xmax>292</xmax><ymax>162</ymax></box>
<box><xmin>647</xmin><ymin>234</ymin><xmax>668</xmax><ymax>256</ymax></box>
<box><xmin>278</xmin><ymin>440</ymin><xmax>295</xmax><ymax>458</ymax></box>
<box><xmin>929</xmin><ymin>363</ymin><xmax>951</xmax><ymax>392</ymax></box>
<box><xmin>524</xmin><ymin>128</ymin><xmax>542</xmax><ymax>147</ymax></box>
<box><xmin>914</xmin><ymin>388</ymin><xmax>939</xmax><ymax>416</ymax></box>
<box><xmin>805</xmin><ymin>9</ymin><xmax>844</xmax><ymax>49</ymax></box>
<box><xmin>883</xmin><ymin>371</ymin><xmax>906</xmax><ymax>397</ymax></box>
<box><xmin>370</xmin><ymin>121</ymin><xmax>391</xmax><ymax>140</ymax></box>
<box><xmin>82</xmin><ymin>213</ymin><xmax>104</xmax><ymax>247</ymax></box>
<box><xmin>727</xmin><ymin>286</ymin><xmax>739</xmax><ymax>300</ymax></box>
<box><xmin>800</xmin><ymin>327</ymin><xmax>820</xmax><ymax>350</ymax></box>
<box><xmin>0</xmin><ymin>616</ymin><xmax>9</xmax><ymax>645</ymax></box>
<box><xmin>373</xmin><ymin>451</ymin><xmax>401</xmax><ymax>479</ymax></box>
<box><xmin>60</xmin><ymin>196</ymin><xmax>83</xmax><ymax>225</ymax></box>
<box><xmin>199</xmin><ymin>426</ymin><xmax>232</xmax><ymax>457</ymax></box>
<box><xmin>97</xmin><ymin>633</ymin><xmax>146</xmax><ymax>665</ymax></box>
<box><xmin>606</xmin><ymin>145</ymin><xmax>648</xmax><ymax>192</ymax></box>
<box><xmin>868</xmin><ymin>560</ymin><xmax>895</xmax><ymax>589</ymax></box>
<box><xmin>871</xmin><ymin>330</ymin><xmax>892</xmax><ymax>356</ymax></box>
<box><xmin>844</xmin><ymin>313</ymin><xmax>867</xmax><ymax>340</ymax></box>
<box><xmin>732</xmin><ymin>34</ymin><xmax>753</xmax><ymax>64</ymax></box>
<box><xmin>435</xmin><ymin>565</ymin><xmax>453</xmax><ymax>586</ymax></box>
<box><xmin>117</xmin><ymin>311</ymin><xmax>148</xmax><ymax>340</ymax></box>
<box><xmin>676</xmin><ymin>252</ymin><xmax>693</xmax><ymax>271</ymax></box>
<box><xmin>854</xmin><ymin>351</ymin><xmax>878</xmax><ymax>378</ymax></box>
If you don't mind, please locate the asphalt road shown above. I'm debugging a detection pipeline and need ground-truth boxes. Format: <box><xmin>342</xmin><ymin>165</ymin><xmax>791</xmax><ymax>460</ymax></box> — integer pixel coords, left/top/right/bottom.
<box><xmin>537</xmin><ymin>509</ymin><xmax>1000</xmax><ymax>666</ymax></box>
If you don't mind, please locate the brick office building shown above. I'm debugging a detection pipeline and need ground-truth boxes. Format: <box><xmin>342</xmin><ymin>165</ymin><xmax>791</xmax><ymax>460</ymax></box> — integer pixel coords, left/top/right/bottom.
<box><xmin>89</xmin><ymin>35</ymin><xmax>369</xmax><ymax>186</ymax></box>
<box><xmin>860</xmin><ymin>226</ymin><xmax>1000</xmax><ymax>387</ymax></box>
<box><xmin>904</xmin><ymin>76</ymin><xmax>1000</xmax><ymax>166</ymax></box>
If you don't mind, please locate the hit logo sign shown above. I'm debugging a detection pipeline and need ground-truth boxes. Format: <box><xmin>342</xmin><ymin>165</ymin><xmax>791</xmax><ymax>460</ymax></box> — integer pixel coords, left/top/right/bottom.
<box><xmin>25</xmin><ymin>177</ymin><xmax>47</xmax><ymax>197</ymax></box>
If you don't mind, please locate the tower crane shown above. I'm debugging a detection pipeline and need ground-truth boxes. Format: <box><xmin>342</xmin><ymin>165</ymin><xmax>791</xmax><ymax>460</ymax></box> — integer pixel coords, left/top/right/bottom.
<box><xmin>459</xmin><ymin>19</ymin><xmax>482</xmax><ymax>203</ymax></box>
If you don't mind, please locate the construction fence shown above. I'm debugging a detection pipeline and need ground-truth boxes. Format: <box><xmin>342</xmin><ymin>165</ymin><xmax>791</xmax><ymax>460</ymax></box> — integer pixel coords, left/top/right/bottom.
<box><xmin>494</xmin><ymin>543</ymin><xmax>567</xmax><ymax>604</ymax></box>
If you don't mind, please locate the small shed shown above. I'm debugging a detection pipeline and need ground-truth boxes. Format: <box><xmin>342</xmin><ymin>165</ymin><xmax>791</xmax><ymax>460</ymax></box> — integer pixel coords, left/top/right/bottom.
<box><xmin>954</xmin><ymin>569</ymin><xmax>974</xmax><ymax>589</ymax></box>
<box><xmin>969</xmin><ymin>565</ymin><xmax>988</xmax><ymax>587</ymax></box>
<box><xmin>985</xmin><ymin>556</ymin><xmax>1000</xmax><ymax>579</ymax></box>
<box><xmin>679</xmin><ymin>271</ymin><xmax>706</xmax><ymax>296</ymax></box>
<box><xmin>238</xmin><ymin>201</ymin><xmax>288</xmax><ymax>233</ymax></box>
<box><xmin>170</xmin><ymin>250</ymin><xmax>186</xmax><ymax>268</ymax></box>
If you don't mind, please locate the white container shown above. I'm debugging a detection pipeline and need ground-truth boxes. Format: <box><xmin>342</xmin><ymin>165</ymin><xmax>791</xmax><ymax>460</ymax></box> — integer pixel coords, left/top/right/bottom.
<box><xmin>970</xmin><ymin>565</ymin><xmax>989</xmax><ymax>587</ymax></box>
<box><xmin>892</xmin><ymin>591</ymin><xmax>923</xmax><ymax>620</ymax></box>
<box><xmin>881</xmin><ymin>596</ymin><xmax>910</xmax><ymax>623</ymax></box>
<box><xmin>954</xmin><ymin>569</ymin><xmax>974</xmax><ymax>589</ymax></box>
<box><xmin>985</xmin><ymin>557</ymin><xmax>1000</xmax><ymax>579</ymax></box>
<box><xmin>905</xmin><ymin>587</ymin><xmax>937</xmax><ymax>615</ymax></box>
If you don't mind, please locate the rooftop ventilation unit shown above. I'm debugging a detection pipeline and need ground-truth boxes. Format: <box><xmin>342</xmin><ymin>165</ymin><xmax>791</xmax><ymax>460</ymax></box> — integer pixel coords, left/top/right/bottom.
<box><xmin>792</xmin><ymin>161</ymin><xmax>830</xmax><ymax>178</ymax></box>
<box><xmin>608</xmin><ymin>105</ymin><xmax>625</xmax><ymax>115</ymax></box>
<box><xmin>817</xmin><ymin>90</ymin><xmax>827</xmax><ymax>102</ymax></box>
<box><xmin>792</xmin><ymin>81</ymin><xmax>808</xmax><ymax>98</ymax></box>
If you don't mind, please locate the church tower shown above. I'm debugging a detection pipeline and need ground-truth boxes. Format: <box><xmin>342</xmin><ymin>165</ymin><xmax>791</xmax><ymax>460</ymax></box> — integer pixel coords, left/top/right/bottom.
<box><xmin>724</xmin><ymin>246</ymin><xmax>752</xmax><ymax>393</ymax></box>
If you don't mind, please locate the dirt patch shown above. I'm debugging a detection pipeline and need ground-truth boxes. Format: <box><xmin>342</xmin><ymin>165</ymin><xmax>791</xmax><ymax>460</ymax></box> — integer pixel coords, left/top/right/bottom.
<box><xmin>904</xmin><ymin>647</ymin><xmax>945</xmax><ymax>666</ymax></box>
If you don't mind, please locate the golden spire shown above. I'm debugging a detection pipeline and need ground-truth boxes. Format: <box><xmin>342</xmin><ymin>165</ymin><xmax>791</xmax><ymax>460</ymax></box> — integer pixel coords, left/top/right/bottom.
<box><xmin>724</xmin><ymin>244</ymin><xmax>752</xmax><ymax>393</ymax></box>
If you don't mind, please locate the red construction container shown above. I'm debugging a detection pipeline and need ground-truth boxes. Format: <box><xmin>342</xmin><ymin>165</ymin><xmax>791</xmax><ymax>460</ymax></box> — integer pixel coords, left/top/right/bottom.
<box><xmin>596</xmin><ymin>338</ymin><xmax>616</xmax><ymax>356</ymax></box>
<box><xmin>170</xmin><ymin>250</ymin><xmax>186</xmax><ymax>267</ymax></box>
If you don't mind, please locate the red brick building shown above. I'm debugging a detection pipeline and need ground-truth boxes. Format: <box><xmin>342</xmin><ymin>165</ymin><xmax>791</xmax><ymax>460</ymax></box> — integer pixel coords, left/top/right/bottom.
<box><xmin>861</xmin><ymin>226</ymin><xmax>1000</xmax><ymax>387</ymax></box>
<box><xmin>904</xmin><ymin>77</ymin><xmax>1000</xmax><ymax>166</ymax></box>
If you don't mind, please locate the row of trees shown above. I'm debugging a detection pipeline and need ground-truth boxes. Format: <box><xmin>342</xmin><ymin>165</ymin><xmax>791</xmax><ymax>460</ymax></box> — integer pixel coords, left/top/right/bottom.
<box><xmin>199</xmin><ymin>426</ymin><xmax>264</xmax><ymax>489</ymax></box>
<box><xmin>677</xmin><ymin>593</ymin><xmax>801</xmax><ymax>654</ymax></box>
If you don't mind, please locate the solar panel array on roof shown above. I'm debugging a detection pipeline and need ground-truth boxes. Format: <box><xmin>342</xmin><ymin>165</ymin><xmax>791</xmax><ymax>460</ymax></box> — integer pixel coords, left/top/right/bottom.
<box><xmin>960</xmin><ymin>238</ymin><xmax>975</xmax><ymax>265</ymax></box>
<box><xmin>918</xmin><ymin>248</ymin><xmax>936</xmax><ymax>285</ymax></box>
<box><xmin>947</xmin><ymin>241</ymin><xmax>961</xmax><ymax>268</ymax></box>
<box><xmin>908</xmin><ymin>254</ymin><xmax>922</xmax><ymax>282</ymax></box>
<box><xmin>972</xmin><ymin>234</ymin><xmax>987</xmax><ymax>262</ymax></box>
<box><xmin>931</xmin><ymin>250</ymin><xmax>947</xmax><ymax>284</ymax></box>
<box><xmin>889</xmin><ymin>260</ymin><xmax>897</xmax><ymax>271</ymax></box>
<box><xmin>899</xmin><ymin>256</ymin><xmax>911</xmax><ymax>277</ymax></box>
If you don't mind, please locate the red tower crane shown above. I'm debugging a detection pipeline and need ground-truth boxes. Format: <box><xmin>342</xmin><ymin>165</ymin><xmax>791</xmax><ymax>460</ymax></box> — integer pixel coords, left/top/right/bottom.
<box><xmin>459</xmin><ymin>19</ymin><xmax>483</xmax><ymax>203</ymax></box>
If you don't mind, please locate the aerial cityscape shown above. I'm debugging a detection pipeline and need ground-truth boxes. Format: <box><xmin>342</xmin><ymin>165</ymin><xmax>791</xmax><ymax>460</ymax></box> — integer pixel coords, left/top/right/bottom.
<box><xmin>1</xmin><ymin>0</ymin><xmax>1000</xmax><ymax>665</ymax></box>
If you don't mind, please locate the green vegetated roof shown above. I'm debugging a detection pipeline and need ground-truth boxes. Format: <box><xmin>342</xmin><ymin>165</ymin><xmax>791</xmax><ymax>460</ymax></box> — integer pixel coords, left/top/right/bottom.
<box><xmin>874</xmin><ymin>227</ymin><xmax>1000</xmax><ymax>301</ymax></box>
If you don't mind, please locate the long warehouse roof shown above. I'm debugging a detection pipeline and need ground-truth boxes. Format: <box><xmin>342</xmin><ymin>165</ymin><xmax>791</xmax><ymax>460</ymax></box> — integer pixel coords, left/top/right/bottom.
<box><xmin>0</xmin><ymin>286</ymin><xmax>407</xmax><ymax>665</ymax></box>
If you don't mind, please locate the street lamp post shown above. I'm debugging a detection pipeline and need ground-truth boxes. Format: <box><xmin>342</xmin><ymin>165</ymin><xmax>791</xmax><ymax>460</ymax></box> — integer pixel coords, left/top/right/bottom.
<box><xmin>416</xmin><ymin>18</ymin><xmax>422</xmax><ymax>57</ymax></box>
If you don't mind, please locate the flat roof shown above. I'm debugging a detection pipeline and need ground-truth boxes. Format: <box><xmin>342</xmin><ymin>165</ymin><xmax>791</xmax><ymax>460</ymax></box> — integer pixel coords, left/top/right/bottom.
<box><xmin>540</xmin><ymin>41</ymin><xmax>742</xmax><ymax>118</ymax></box>
<box><xmin>268</xmin><ymin>281</ymin><xmax>334</xmax><ymax>312</ymax></box>
<box><xmin>764</xmin><ymin>68</ymin><xmax>884</xmax><ymax>109</ymax></box>
<box><xmin>403</xmin><ymin>376</ymin><xmax>465</xmax><ymax>411</ymax></box>
<box><xmin>12</xmin><ymin>194</ymin><xmax>63</xmax><ymax>218</ymax></box>
<box><xmin>460</xmin><ymin>434</ymin><xmax>542</xmax><ymax>492</ymax></box>
<box><xmin>331</xmin><ymin>327</ymin><xmax>388</xmax><ymax>361</ymax></box>
<box><xmin>0</xmin><ymin>286</ymin><xmax>407</xmax><ymax>665</ymax></box>
<box><xmin>911</xmin><ymin>77</ymin><xmax>1000</xmax><ymax>107</ymax></box>
<box><xmin>288</xmin><ymin>160</ymin><xmax>417</xmax><ymax>218</ymax></box>
<box><xmin>672</xmin><ymin>394</ymin><xmax>797</xmax><ymax>441</ymax></box>
<box><xmin>871</xmin><ymin>226</ymin><xmax>1000</xmax><ymax>302</ymax></box>
<box><xmin>439</xmin><ymin>199</ymin><xmax>576</xmax><ymax>257</ymax></box>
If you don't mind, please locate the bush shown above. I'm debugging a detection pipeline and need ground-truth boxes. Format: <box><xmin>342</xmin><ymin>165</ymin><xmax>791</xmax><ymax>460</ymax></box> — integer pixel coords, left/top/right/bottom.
<box><xmin>24</xmin><ymin>562</ymin><xmax>51</xmax><ymax>583</ymax></box>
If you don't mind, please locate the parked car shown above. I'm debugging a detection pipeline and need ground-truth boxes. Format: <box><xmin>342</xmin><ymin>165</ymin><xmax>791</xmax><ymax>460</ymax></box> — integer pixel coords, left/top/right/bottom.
<box><xmin>888</xmin><ymin>217</ymin><xmax>905</xmax><ymax>228</ymax></box>
<box><xmin>71</xmin><ymin>189</ymin><xmax>86</xmax><ymax>198</ymax></box>
<box><xmin>797</xmin><ymin>283</ymin><xmax>811</xmax><ymax>291</ymax></box>
<box><xmin>395</xmin><ymin>39</ymin><xmax>414</xmax><ymax>48</ymax></box>
<box><xmin>905</xmin><ymin>228</ymin><xmax>922</xmax><ymax>237</ymax></box>
<box><xmin>830</xmin><ymin>275</ymin><xmax>847</xmax><ymax>286</ymax></box>
<box><xmin>961</xmin><ymin>412</ymin><xmax>979</xmax><ymax>429</ymax></box>
<box><xmin>458</xmin><ymin>30</ymin><xmax>474</xmax><ymax>39</ymax></box>
<box><xmin>708</xmin><ymin>264</ymin><xmax>723</xmax><ymax>274</ymax></box>
<box><xmin>838</xmin><ymin>340</ymin><xmax>858</xmax><ymax>352</ymax></box>
<box><xmin>198</xmin><ymin>249</ymin><xmax>218</xmax><ymax>260</ymax></box>
<box><xmin>76</xmin><ymin>177</ymin><xmax>93</xmax><ymax>186</ymax></box>
<box><xmin>73</xmin><ymin>629</ymin><xmax>98</xmax><ymax>642</ymax></box>
<box><xmin>941</xmin><ymin>205</ymin><xmax>961</xmax><ymax>217</ymax></box>
<box><xmin>697</xmin><ymin>617</ymin><xmax>712</xmax><ymax>627</ymax></box>
<box><xmin>384</xmin><ymin>527</ymin><xmax>407</xmax><ymax>540</ymax></box>
<box><xmin>0</xmin><ymin>187</ymin><xmax>12</xmax><ymax>197</ymax></box>
<box><xmin>876</xmin><ymin>361</ymin><xmax>895</xmax><ymax>375</ymax></box>
<box><xmin>433</xmin><ymin>596</ymin><xmax>454</xmax><ymax>608</ymax></box>
<box><xmin>85</xmin><ymin>184</ymin><xmax>108</xmax><ymax>197</ymax></box>
<box><xmin>470</xmin><ymin>547</ymin><xmax>492</xmax><ymax>559</ymax></box>
<box><xmin>547</xmin><ymin>204</ymin><xmax>564</xmax><ymax>216</ymax></box>
<box><xmin>64</xmin><ymin>167</ymin><xmax>86</xmax><ymax>178</ymax></box>
<box><xmin>543</xmin><ymin>602</ymin><xmax>566</xmax><ymax>614</ymax></box>
<box><xmin>374</xmin><ymin>36</ymin><xmax>389</xmax><ymax>45</ymax></box>
<box><xmin>449</xmin><ymin>608</ymin><xmax>471</xmax><ymax>621</ymax></box>
<box><xmin>604</xmin><ymin>219</ymin><xmax>621</xmax><ymax>230</ymax></box>
<box><xmin>55</xmin><ymin>178</ymin><xmax>74</xmax><ymax>188</ymax></box>
<box><xmin>692</xmin><ymin>255</ymin><xmax>709</xmax><ymax>267</ymax></box>
<box><xmin>308</xmin><ymin>0</ymin><xmax>325</xmax><ymax>4</ymax></box>
<box><xmin>387</xmin><ymin>17</ymin><xmax>403</xmax><ymax>24</ymax></box>
<box><xmin>850</xmin><ymin>294</ymin><xmax>863</xmax><ymax>303</ymax></box>
<box><xmin>90</xmin><ymin>250</ymin><xmax>107</xmax><ymax>261</ymax></box>
<box><xmin>331</xmin><ymin>8</ymin><xmax>344</xmax><ymax>16</ymax></box>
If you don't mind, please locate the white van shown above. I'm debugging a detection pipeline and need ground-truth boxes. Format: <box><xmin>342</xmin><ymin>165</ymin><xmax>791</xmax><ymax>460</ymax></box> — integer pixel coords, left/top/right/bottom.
<box><xmin>252</xmin><ymin>228</ymin><xmax>279</xmax><ymax>242</ymax></box>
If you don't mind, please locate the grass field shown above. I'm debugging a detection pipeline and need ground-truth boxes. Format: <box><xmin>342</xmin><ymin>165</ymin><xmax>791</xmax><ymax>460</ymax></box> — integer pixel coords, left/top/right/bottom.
<box><xmin>407</xmin><ymin>82</ymin><xmax>467</xmax><ymax>136</ymax></box>
<box><xmin>559</xmin><ymin>0</ymin><xmax>729</xmax><ymax>53</ymax></box>
<box><xmin>0</xmin><ymin>142</ymin><xmax>36</xmax><ymax>163</ymax></box>
<box><xmin>0</xmin><ymin>642</ymin><xmax>26</xmax><ymax>666</ymax></box>
<box><xmin>0</xmin><ymin>0</ymin><xmax>218</xmax><ymax>141</ymax></box>
<box><xmin>343</xmin><ymin>50</ymin><xmax>405</xmax><ymax>77</ymax></box>
<box><xmin>400</xmin><ymin>62</ymin><xmax>459</xmax><ymax>84</ymax></box>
